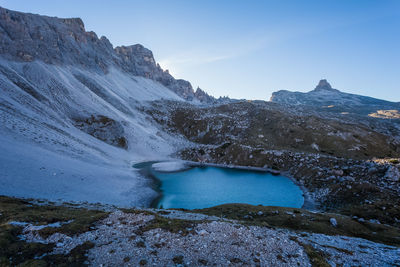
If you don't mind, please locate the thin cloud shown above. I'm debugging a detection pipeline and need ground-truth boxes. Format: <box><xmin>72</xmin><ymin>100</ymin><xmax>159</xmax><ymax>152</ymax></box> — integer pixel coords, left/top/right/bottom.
<box><xmin>158</xmin><ymin>37</ymin><xmax>270</xmax><ymax>76</ymax></box>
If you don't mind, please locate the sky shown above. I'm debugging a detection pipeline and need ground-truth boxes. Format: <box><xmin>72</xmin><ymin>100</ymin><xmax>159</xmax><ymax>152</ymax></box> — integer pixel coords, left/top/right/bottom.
<box><xmin>1</xmin><ymin>0</ymin><xmax>399</xmax><ymax>101</ymax></box>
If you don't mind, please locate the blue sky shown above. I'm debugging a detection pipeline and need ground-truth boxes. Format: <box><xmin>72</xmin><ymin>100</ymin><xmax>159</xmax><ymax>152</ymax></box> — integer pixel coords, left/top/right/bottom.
<box><xmin>1</xmin><ymin>0</ymin><xmax>399</xmax><ymax>101</ymax></box>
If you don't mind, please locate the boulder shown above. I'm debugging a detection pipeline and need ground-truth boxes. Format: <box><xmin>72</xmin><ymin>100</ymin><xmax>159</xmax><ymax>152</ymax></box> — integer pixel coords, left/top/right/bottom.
<box><xmin>384</xmin><ymin>166</ymin><xmax>400</xmax><ymax>181</ymax></box>
<box><xmin>330</xmin><ymin>218</ymin><xmax>338</xmax><ymax>227</ymax></box>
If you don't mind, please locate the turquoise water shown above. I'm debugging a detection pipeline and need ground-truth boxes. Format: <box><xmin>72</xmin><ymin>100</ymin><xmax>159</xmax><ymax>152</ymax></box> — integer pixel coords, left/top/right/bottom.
<box><xmin>153</xmin><ymin>166</ymin><xmax>304</xmax><ymax>209</ymax></box>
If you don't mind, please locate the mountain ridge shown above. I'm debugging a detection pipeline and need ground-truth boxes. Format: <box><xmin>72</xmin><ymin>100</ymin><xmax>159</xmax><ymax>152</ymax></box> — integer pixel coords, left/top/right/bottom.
<box><xmin>270</xmin><ymin>79</ymin><xmax>400</xmax><ymax>117</ymax></box>
<box><xmin>0</xmin><ymin>6</ymin><xmax>214</xmax><ymax>102</ymax></box>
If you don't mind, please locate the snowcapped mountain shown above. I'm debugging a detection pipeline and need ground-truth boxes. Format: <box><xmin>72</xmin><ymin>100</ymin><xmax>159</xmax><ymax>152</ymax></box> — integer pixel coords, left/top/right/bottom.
<box><xmin>0</xmin><ymin>6</ymin><xmax>214</xmax><ymax>206</ymax></box>
<box><xmin>270</xmin><ymin>79</ymin><xmax>400</xmax><ymax>117</ymax></box>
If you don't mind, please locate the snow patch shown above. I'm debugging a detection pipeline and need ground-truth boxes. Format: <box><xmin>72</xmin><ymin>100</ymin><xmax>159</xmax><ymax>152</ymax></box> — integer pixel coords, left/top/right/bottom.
<box><xmin>152</xmin><ymin>161</ymin><xmax>189</xmax><ymax>172</ymax></box>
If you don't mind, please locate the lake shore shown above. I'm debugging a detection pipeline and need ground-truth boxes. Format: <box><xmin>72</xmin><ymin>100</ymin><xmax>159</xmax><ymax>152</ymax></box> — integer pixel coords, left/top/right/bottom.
<box><xmin>185</xmin><ymin>160</ymin><xmax>281</xmax><ymax>175</ymax></box>
<box><xmin>135</xmin><ymin>160</ymin><xmax>307</xmax><ymax>210</ymax></box>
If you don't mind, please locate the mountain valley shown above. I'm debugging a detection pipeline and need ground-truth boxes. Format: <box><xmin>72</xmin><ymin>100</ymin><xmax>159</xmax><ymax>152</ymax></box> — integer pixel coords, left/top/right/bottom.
<box><xmin>0</xmin><ymin>6</ymin><xmax>399</xmax><ymax>266</ymax></box>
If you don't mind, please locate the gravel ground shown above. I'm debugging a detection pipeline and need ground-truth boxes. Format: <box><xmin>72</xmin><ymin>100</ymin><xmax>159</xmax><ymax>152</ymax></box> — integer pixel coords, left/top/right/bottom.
<box><xmin>298</xmin><ymin>233</ymin><xmax>400</xmax><ymax>266</ymax></box>
<box><xmin>142</xmin><ymin>208</ymin><xmax>227</xmax><ymax>221</ymax></box>
<box><xmin>15</xmin><ymin>210</ymin><xmax>400</xmax><ymax>266</ymax></box>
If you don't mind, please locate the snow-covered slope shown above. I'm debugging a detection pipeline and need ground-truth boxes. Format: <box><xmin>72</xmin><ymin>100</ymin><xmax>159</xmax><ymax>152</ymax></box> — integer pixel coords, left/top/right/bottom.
<box><xmin>0</xmin><ymin>57</ymin><xmax>193</xmax><ymax>206</ymax></box>
<box><xmin>0</xmin><ymin>6</ymin><xmax>205</xmax><ymax>207</ymax></box>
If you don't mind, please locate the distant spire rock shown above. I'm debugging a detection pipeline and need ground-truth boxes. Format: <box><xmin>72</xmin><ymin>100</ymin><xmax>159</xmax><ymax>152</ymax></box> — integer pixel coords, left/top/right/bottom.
<box><xmin>314</xmin><ymin>79</ymin><xmax>334</xmax><ymax>91</ymax></box>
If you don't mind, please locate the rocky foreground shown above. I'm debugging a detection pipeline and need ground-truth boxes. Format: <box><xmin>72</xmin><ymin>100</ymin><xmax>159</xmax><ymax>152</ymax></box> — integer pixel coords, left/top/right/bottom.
<box><xmin>1</xmin><ymin>196</ymin><xmax>399</xmax><ymax>266</ymax></box>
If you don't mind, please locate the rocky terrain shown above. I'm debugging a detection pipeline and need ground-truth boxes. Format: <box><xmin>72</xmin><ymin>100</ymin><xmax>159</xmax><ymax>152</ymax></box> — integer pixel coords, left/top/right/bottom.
<box><xmin>141</xmin><ymin>98</ymin><xmax>400</xmax><ymax>228</ymax></box>
<box><xmin>0</xmin><ymin>6</ymin><xmax>400</xmax><ymax>266</ymax></box>
<box><xmin>1</xmin><ymin>196</ymin><xmax>399</xmax><ymax>266</ymax></box>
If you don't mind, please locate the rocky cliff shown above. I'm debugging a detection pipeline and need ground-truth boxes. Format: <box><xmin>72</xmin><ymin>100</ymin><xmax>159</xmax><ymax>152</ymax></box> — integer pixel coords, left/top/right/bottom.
<box><xmin>0</xmin><ymin>6</ymin><xmax>213</xmax><ymax>102</ymax></box>
<box><xmin>0</xmin><ymin>6</ymin><xmax>195</xmax><ymax>207</ymax></box>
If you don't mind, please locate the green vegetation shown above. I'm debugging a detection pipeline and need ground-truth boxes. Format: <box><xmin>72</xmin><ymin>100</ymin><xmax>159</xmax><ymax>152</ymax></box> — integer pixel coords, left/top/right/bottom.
<box><xmin>131</xmin><ymin>212</ymin><xmax>196</xmax><ymax>236</ymax></box>
<box><xmin>333</xmin><ymin>199</ymin><xmax>400</xmax><ymax>229</ymax></box>
<box><xmin>0</xmin><ymin>195</ymin><xmax>108</xmax><ymax>266</ymax></box>
<box><xmin>139</xmin><ymin>259</ymin><xmax>148</xmax><ymax>265</ymax></box>
<box><xmin>172</xmin><ymin>255</ymin><xmax>184</xmax><ymax>264</ymax></box>
<box><xmin>299</xmin><ymin>243</ymin><xmax>330</xmax><ymax>267</ymax></box>
<box><xmin>150</xmin><ymin>100</ymin><xmax>399</xmax><ymax>160</ymax></box>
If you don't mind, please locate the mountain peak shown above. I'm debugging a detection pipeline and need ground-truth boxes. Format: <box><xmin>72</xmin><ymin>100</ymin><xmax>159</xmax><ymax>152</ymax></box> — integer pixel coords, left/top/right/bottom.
<box><xmin>0</xmin><ymin>6</ymin><xmax>215</xmax><ymax>102</ymax></box>
<box><xmin>314</xmin><ymin>79</ymin><xmax>334</xmax><ymax>91</ymax></box>
<box><xmin>270</xmin><ymin>78</ymin><xmax>399</xmax><ymax>113</ymax></box>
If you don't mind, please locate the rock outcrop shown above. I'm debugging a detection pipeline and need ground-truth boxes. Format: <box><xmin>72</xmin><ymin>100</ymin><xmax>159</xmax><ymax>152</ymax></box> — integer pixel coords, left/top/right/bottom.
<box><xmin>73</xmin><ymin>115</ymin><xmax>128</xmax><ymax>149</ymax></box>
<box><xmin>385</xmin><ymin>165</ymin><xmax>400</xmax><ymax>182</ymax></box>
<box><xmin>313</xmin><ymin>79</ymin><xmax>337</xmax><ymax>92</ymax></box>
<box><xmin>0</xmin><ymin>7</ymin><xmax>114</xmax><ymax>70</ymax></box>
<box><xmin>0</xmin><ymin>6</ymin><xmax>214</xmax><ymax>102</ymax></box>
<box><xmin>194</xmin><ymin>87</ymin><xmax>215</xmax><ymax>103</ymax></box>
<box><xmin>114</xmin><ymin>44</ymin><xmax>204</xmax><ymax>101</ymax></box>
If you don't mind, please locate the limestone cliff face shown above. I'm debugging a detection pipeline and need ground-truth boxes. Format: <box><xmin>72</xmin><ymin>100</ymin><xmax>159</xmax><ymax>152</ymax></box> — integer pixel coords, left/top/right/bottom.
<box><xmin>0</xmin><ymin>6</ymin><xmax>214</xmax><ymax>102</ymax></box>
<box><xmin>114</xmin><ymin>44</ymin><xmax>199</xmax><ymax>101</ymax></box>
<box><xmin>0</xmin><ymin>8</ymin><xmax>115</xmax><ymax>70</ymax></box>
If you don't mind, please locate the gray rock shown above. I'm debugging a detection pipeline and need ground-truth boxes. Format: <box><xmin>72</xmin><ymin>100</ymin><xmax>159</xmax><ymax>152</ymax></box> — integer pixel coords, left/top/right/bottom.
<box><xmin>333</xmin><ymin>169</ymin><xmax>344</xmax><ymax>176</ymax></box>
<box><xmin>368</xmin><ymin>167</ymin><xmax>378</xmax><ymax>174</ymax></box>
<box><xmin>384</xmin><ymin>166</ymin><xmax>400</xmax><ymax>181</ymax></box>
<box><xmin>314</xmin><ymin>79</ymin><xmax>335</xmax><ymax>91</ymax></box>
<box><xmin>197</xmin><ymin>229</ymin><xmax>208</xmax><ymax>236</ymax></box>
<box><xmin>0</xmin><ymin>6</ymin><xmax>215</xmax><ymax>103</ymax></box>
<box><xmin>73</xmin><ymin>115</ymin><xmax>127</xmax><ymax>149</ymax></box>
<box><xmin>330</xmin><ymin>218</ymin><xmax>338</xmax><ymax>227</ymax></box>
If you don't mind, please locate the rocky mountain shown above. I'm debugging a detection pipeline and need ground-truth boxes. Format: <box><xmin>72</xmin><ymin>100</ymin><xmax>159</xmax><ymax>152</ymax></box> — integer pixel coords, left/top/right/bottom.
<box><xmin>1</xmin><ymin>6</ymin><xmax>400</xmax><ymax>265</ymax></box>
<box><xmin>1</xmin><ymin>4</ymin><xmax>399</xmax><ymax>204</ymax></box>
<box><xmin>270</xmin><ymin>79</ymin><xmax>400</xmax><ymax>118</ymax></box>
<box><xmin>0</xmin><ymin>6</ymin><xmax>214</xmax><ymax>102</ymax></box>
<box><xmin>0</xmin><ymin>6</ymin><xmax>196</xmax><ymax>207</ymax></box>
